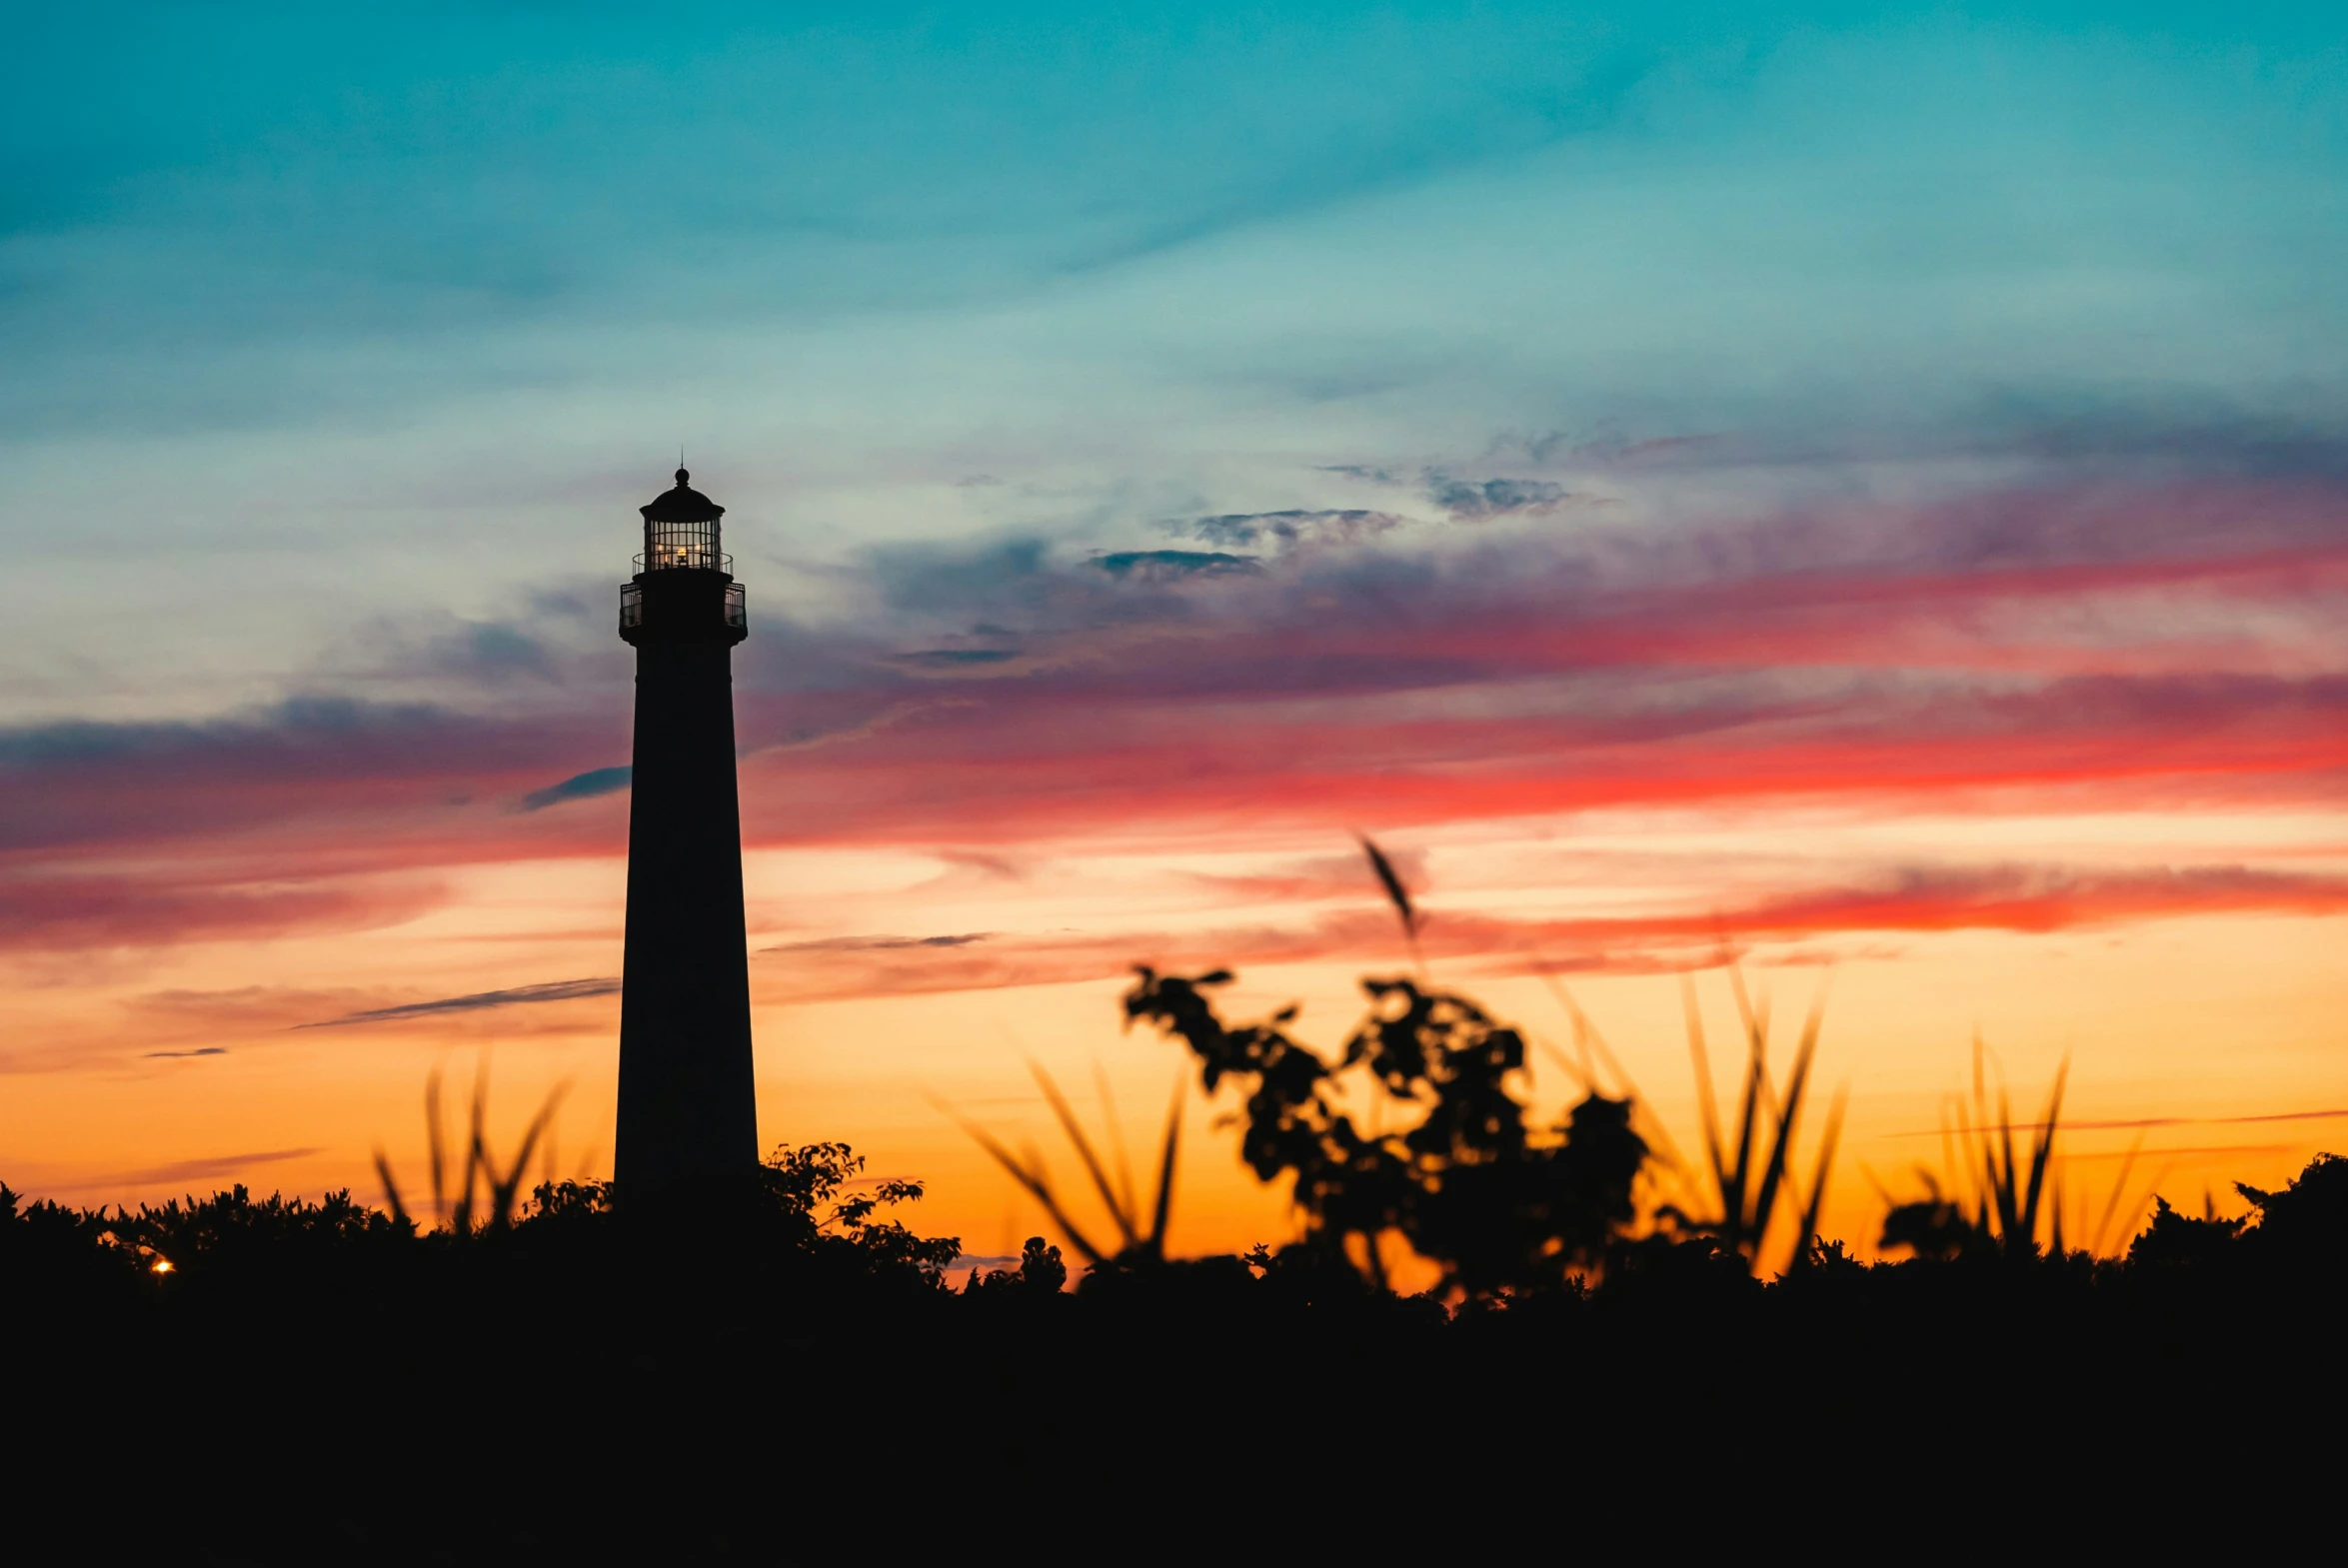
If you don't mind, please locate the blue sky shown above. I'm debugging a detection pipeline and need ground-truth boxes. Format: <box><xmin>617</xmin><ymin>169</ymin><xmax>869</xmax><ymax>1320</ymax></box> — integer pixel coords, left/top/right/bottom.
<box><xmin>3</xmin><ymin>4</ymin><xmax>2345</xmax><ymax>725</ymax></box>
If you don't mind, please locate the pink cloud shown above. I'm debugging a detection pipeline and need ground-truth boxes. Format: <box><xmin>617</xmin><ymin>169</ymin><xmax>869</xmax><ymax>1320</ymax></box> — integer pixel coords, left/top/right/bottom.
<box><xmin>2</xmin><ymin>474</ymin><xmax>2341</xmax><ymax>956</ymax></box>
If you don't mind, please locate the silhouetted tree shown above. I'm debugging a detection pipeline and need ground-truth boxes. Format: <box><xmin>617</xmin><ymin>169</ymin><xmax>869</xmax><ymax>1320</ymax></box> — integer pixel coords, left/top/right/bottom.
<box><xmin>2237</xmin><ymin>1152</ymin><xmax>2348</xmax><ymax>1270</ymax></box>
<box><xmin>967</xmin><ymin>1235</ymin><xmax>1069</xmax><ymax>1297</ymax></box>
<box><xmin>1126</xmin><ymin>967</ymin><xmax>1645</xmax><ymax>1296</ymax></box>
<box><xmin>2128</xmin><ymin>1196</ymin><xmax>2245</xmax><ymax>1270</ymax></box>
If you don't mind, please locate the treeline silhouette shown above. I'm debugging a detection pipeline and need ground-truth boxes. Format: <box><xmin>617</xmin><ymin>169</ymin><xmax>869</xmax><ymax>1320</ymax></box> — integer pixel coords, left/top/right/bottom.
<box><xmin>8</xmin><ymin>964</ymin><xmax>2345</xmax><ymax>1558</ymax></box>
<box><xmin>6</xmin><ymin>822</ymin><xmax>2342</xmax><ymax>1557</ymax></box>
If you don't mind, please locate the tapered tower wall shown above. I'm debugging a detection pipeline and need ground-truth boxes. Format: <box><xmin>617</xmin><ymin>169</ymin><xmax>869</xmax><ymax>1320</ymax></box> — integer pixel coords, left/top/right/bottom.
<box><xmin>615</xmin><ymin>474</ymin><xmax>757</xmax><ymax>1191</ymax></box>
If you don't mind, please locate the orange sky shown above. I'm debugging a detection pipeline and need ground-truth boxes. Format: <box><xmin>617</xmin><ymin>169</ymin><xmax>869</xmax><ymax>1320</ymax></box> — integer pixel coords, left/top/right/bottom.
<box><xmin>7</xmin><ymin>785</ymin><xmax>2342</xmax><ymax>1273</ymax></box>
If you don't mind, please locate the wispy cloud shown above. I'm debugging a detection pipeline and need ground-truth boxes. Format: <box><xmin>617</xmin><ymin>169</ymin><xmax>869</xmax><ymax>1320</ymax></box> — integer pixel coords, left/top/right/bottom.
<box><xmin>302</xmin><ymin>977</ymin><xmax>620</xmax><ymax>1028</ymax></box>
<box><xmin>1317</xmin><ymin>465</ymin><xmax>1578</xmax><ymax>519</ymax></box>
<box><xmin>519</xmin><ymin>766</ymin><xmax>631</xmax><ymax>811</ymax></box>
<box><xmin>1421</xmin><ymin>471</ymin><xmax>1573</xmax><ymax>520</ymax></box>
<box><xmin>745</xmin><ymin>858</ymin><xmax>2348</xmax><ymax>1004</ymax></box>
<box><xmin>92</xmin><ymin>1147</ymin><xmax>323</xmax><ymax>1190</ymax></box>
<box><xmin>762</xmin><ymin>932</ymin><xmax>993</xmax><ymax>953</ymax></box>
<box><xmin>1891</xmin><ymin>1107</ymin><xmax>2348</xmax><ymax>1137</ymax></box>
<box><xmin>1179</xmin><ymin>510</ymin><xmax>1406</xmax><ymax>550</ymax></box>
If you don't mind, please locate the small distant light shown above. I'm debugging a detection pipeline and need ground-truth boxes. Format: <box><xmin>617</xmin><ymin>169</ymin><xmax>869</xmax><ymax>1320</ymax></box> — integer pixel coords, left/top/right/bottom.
<box><xmin>150</xmin><ymin>1257</ymin><xmax>174</xmax><ymax>1274</ymax></box>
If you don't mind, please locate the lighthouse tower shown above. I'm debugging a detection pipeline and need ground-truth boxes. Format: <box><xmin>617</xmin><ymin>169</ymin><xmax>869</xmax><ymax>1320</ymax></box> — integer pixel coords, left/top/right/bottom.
<box><xmin>615</xmin><ymin>468</ymin><xmax>758</xmax><ymax>1191</ymax></box>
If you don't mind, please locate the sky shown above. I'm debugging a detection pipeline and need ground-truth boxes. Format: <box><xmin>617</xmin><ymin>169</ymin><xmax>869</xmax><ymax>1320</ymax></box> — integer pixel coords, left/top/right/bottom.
<box><xmin>3</xmin><ymin>3</ymin><xmax>2345</xmax><ymax>1269</ymax></box>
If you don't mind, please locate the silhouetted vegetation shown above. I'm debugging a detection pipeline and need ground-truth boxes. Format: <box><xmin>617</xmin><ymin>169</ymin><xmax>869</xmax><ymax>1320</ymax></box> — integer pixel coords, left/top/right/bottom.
<box><xmin>7</xmin><ymin>853</ymin><xmax>2343</xmax><ymax>1554</ymax></box>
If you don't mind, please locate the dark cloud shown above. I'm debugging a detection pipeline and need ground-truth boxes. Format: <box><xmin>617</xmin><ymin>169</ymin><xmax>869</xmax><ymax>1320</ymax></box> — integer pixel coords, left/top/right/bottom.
<box><xmin>519</xmin><ymin>766</ymin><xmax>631</xmax><ymax>811</ymax></box>
<box><xmin>1317</xmin><ymin>463</ymin><xmax>1577</xmax><ymax>518</ymax></box>
<box><xmin>894</xmin><ymin>649</ymin><xmax>1021</xmax><ymax>669</ymax></box>
<box><xmin>1094</xmin><ymin>550</ymin><xmax>1261</xmax><ymax>580</ymax></box>
<box><xmin>303</xmin><ymin>977</ymin><xmax>620</xmax><ymax>1027</ymax></box>
<box><xmin>0</xmin><ymin>696</ymin><xmax>441</xmax><ymax>771</ymax></box>
<box><xmin>1181</xmin><ymin>510</ymin><xmax>1405</xmax><ymax>550</ymax></box>
<box><xmin>1422</xmin><ymin>471</ymin><xmax>1573</xmax><ymax>520</ymax></box>
<box><xmin>143</xmin><ymin>1047</ymin><xmax>228</xmax><ymax>1059</ymax></box>
<box><xmin>0</xmin><ymin>696</ymin><xmax>612</xmax><ymax>853</ymax></box>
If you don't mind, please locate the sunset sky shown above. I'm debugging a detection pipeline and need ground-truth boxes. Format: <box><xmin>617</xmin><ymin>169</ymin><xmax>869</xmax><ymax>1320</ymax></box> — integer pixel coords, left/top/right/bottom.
<box><xmin>4</xmin><ymin>4</ymin><xmax>2345</xmax><ymax>1267</ymax></box>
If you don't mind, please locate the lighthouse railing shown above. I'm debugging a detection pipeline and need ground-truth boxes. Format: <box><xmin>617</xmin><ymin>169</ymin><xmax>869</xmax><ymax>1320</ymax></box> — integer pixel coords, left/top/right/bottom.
<box><xmin>633</xmin><ymin>548</ymin><xmax>735</xmax><ymax>576</ymax></box>
<box><xmin>618</xmin><ymin>579</ymin><xmax>748</xmax><ymax>634</ymax></box>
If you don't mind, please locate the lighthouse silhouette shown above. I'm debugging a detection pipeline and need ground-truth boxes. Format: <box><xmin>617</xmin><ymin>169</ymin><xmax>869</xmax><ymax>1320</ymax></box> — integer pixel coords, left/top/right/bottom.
<box><xmin>615</xmin><ymin>467</ymin><xmax>758</xmax><ymax>1190</ymax></box>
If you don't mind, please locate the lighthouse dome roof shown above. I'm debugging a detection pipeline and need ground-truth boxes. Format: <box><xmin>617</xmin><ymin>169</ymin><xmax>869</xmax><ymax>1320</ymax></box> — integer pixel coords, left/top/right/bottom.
<box><xmin>640</xmin><ymin>468</ymin><xmax>726</xmax><ymax>523</ymax></box>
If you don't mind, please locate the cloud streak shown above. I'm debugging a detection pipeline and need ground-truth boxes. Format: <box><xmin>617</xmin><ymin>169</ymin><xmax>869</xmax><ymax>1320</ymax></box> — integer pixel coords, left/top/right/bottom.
<box><xmin>302</xmin><ymin>977</ymin><xmax>621</xmax><ymax>1028</ymax></box>
<box><xmin>750</xmin><ymin>859</ymin><xmax>2348</xmax><ymax>1003</ymax></box>
<box><xmin>1422</xmin><ymin>472</ymin><xmax>1573</xmax><ymax>520</ymax></box>
<box><xmin>520</xmin><ymin>767</ymin><xmax>630</xmax><ymax>811</ymax></box>
<box><xmin>92</xmin><ymin>1148</ymin><xmax>324</xmax><ymax>1190</ymax></box>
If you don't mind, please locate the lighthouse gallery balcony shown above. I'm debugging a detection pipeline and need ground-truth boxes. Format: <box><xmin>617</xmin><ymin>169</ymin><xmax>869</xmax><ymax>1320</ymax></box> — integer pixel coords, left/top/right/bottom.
<box><xmin>620</xmin><ymin>571</ymin><xmax>746</xmax><ymax>636</ymax></box>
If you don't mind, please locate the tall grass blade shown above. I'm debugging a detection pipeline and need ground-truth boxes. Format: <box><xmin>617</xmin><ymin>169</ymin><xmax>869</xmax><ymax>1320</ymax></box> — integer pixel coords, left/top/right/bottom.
<box><xmin>1726</xmin><ymin>1038</ymin><xmax>1766</xmax><ymax>1248</ymax></box>
<box><xmin>372</xmin><ymin>1147</ymin><xmax>409</xmax><ymax>1226</ymax></box>
<box><xmin>1031</xmin><ymin>1061</ymin><xmax>1138</xmax><ymax>1247</ymax></box>
<box><xmin>1748</xmin><ymin>1002</ymin><xmax>1822</xmax><ymax>1260</ymax></box>
<box><xmin>2088</xmin><ymin>1131</ymin><xmax>2147</xmax><ymax>1257</ymax></box>
<box><xmin>1356</xmin><ymin>833</ymin><xmax>1417</xmax><ymax>941</ymax></box>
<box><xmin>1727</xmin><ymin>966</ymin><xmax>1770</xmax><ymax>1070</ymax></box>
<box><xmin>1994</xmin><ymin>1085</ymin><xmax>2022</xmax><ymax>1244</ymax></box>
<box><xmin>1681</xmin><ymin>976</ymin><xmax>1727</xmax><ymax>1221</ymax></box>
<box><xmin>932</xmin><ymin>1096</ymin><xmax>1107</xmax><ymax>1264</ymax></box>
<box><xmin>1540</xmin><ymin>974</ymin><xmax>1687</xmax><ymax>1175</ymax></box>
<box><xmin>1936</xmin><ymin>1099</ymin><xmax>1962</xmax><ymax>1216</ymax></box>
<box><xmin>1534</xmin><ymin>1037</ymin><xmax>1594</xmax><ymax>1095</ymax></box>
<box><xmin>1791</xmin><ymin>1086</ymin><xmax>1846</xmax><ymax>1270</ymax></box>
<box><xmin>425</xmin><ymin>1067</ymin><xmax>448</xmax><ymax>1228</ymax></box>
<box><xmin>1148</xmin><ymin>1073</ymin><xmax>1183</xmax><ymax>1255</ymax></box>
<box><xmin>2019</xmin><ymin>1061</ymin><xmax>2068</xmax><ymax>1251</ymax></box>
<box><xmin>488</xmin><ymin>1083</ymin><xmax>568</xmax><ymax>1228</ymax></box>
<box><xmin>455</xmin><ymin>1056</ymin><xmax>491</xmax><ymax>1237</ymax></box>
<box><xmin>1094</xmin><ymin>1060</ymin><xmax>1140</xmax><ymax>1227</ymax></box>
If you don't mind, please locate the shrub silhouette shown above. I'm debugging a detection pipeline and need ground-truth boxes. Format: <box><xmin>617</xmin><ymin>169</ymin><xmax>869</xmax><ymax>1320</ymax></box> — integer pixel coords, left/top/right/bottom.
<box><xmin>2237</xmin><ymin>1151</ymin><xmax>2348</xmax><ymax>1269</ymax></box>
<box><xmin>1126</xmin><ymin>966</ymin><xmax>1645</xmax><ymax>1295</ymax></box>
<box><xmin>966</xmin><ymin>1235</ymin><xmax>1069</xmax><ymax>1296</ymax></box>
<box><xmin>2128</xmin><ymin>1195</ymin><xmax>2246</xmax><ymax>1269</ymax></box>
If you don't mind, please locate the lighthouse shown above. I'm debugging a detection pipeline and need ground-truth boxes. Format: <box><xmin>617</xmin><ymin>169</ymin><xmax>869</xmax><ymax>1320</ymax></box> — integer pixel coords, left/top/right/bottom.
<box><xmin>615</xmin><ymin>468</ymin><xmax>758</xmax><ymax>1190</ymax></box>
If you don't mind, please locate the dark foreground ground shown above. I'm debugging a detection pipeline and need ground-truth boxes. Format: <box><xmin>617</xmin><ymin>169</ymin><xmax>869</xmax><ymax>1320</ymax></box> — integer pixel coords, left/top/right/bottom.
<box><xmin>5</xmin><ymin>1161</ymin><xmax>2344</xmax><ymax>1563</ymax></box>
